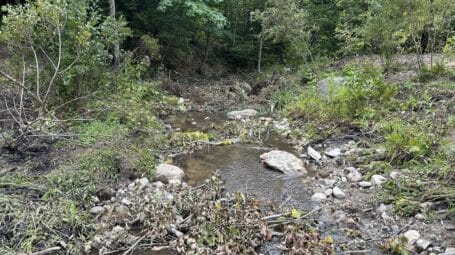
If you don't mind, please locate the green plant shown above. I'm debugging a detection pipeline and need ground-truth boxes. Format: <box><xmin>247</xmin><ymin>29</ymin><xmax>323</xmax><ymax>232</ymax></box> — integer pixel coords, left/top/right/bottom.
<box><xmin>378</xmin><ymin>120</ymin><xmax>432</xmax><ymax>162</ymax></box>
<box><xmin>137</xmin><ymin>149</ymin><xmax>157</xmax><ymax>178</ymax></box>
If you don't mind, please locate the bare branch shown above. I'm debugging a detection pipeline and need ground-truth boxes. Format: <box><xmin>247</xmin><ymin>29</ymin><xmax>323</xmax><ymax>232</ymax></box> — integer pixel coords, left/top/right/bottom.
<box><xmin>0</xmin><ymin>69</ymin><xmax>42</xmax><ymax>104</ymax></box>
<box><xmin>43</xmin><ymin>23</ymin><xmax>62</xmax><ymax>110</ymax></box>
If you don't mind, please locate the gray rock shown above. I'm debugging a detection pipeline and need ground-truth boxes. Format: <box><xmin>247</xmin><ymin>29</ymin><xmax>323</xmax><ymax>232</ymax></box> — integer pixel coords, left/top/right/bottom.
<box><xmin>260</xmin><ymin>150</ymin><xmax>307</xmax><ymax>175</ymax></box>
<box><xmin>358</xmin><ymin>181</ymin><xmax>372</xmax><ymax>188</ymax></box>
<box><xmin>371</xmin><ymin>175</ymin><xmax>387</xmax><ymax>186</ymax></box>
<box><xmin>307</xmin><ymin>146</ymin><xmax>322</xmax><ymax>162</ymax></box>
<box><xmin>332</xmin><ymin>187</ymin><xmax>346</xmax><ymax>199</ymax></box>
<box><xmin>325</xmin><ymin>148</ymin><xmax>341</xmax><ymax>158</ymax></box>
<box><xmin>155</xmin><ymin>164</ymin><xmax>185</xmax><ymax>185</ymax></box>
<box><xmin>324</xmin><ymin>189</ymin><xmax>333</xmax><ymax>196</ymax></box>
<box><xmin>311</xmin><ymin>192</ymin><xmax>327</xmax><ymax>202</ymax></box>
<box><xmin>347</xmin><ymin>168</ymin><xmax>362</xmax><ymax>182</ymax></box>
<box><xmin>227</xmin><ymin>109</ymin><xmax>257</xmax><ymax>120</ymax></box>
<box><xmin>389</xmin><ymin>171</ymin><xmax>400</xmax><ymax>179</ymax></box>
<box><xmin>443</xmin><ymin>247</ymin><xmax>455</xmax><ymax>255</ymax></box>
<box><xmin>403</xmin><ymin>230</ymin><xmax>420</xmax><ymax>244</ymax></box>
<box><xmin>89</xmin><ymin>206</ymin><xmax>105</xmax><ymax>215</ymax></box>
<box><xmin>318</xmin><ymin>76</ymin><xmax>347</xmax><ymax>99</ymax></box>
<box><xmin>416</xmin><ymin>239</ymin><xmax>431</xmax><ymax>251</ymax></box>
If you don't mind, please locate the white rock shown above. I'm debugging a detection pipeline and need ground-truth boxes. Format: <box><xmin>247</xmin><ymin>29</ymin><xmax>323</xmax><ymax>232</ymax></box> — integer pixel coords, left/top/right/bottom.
<box><xmin>341</xmin><ymin>176</ymin><xmax>347</xmax><ymax>182</ymax></box>
<box><xmin>347</xmin><ymin>168</ymin><xmax>362</xmax><ymax>182</ymax></box>
<box><xmin>260</xmin><ymin>150</ymin><xmax>307</xmax><ymax>175</ymax></box>
<box><xmin>403</xmin><ymin>230</ymin><xmax>420</xmax><ymax>244</ymax></box>
<box><xmin>227</xmin><ymin>109</ymin><xmax>257</xmax><ymax>120</ymax></box>
<box><xmin>416</xmin><ymin>239</ymin><xmax>431</xmax><ymax>251</ymax></box>
<box><xmin>307</xmin><ymin>146</ymin><xmax>322</xmax><ymax>162</ymax></box>
<box><xmin>332</xmin><ymin>187</ymin><xmax>346</xmax><ymax>199</ymax></box>
<box><xmin>325</xmin><ymin>148</ymin><xmax>341</xmax><ymax>158</ymax></box>
<box><xmin>358</xmin><ymin>181</ymin><xmax>372</xmax><ymax>188</ymax></box>
<box><xmin>324</xmin><ymin>189</ymin><xmax>333</xmax><ymax>196</ymax></box>
<box><xmin>136</xmin><ymin>177</ymin><xmax>150</xmax><ymax>189</ymax></box>
<box><xmin>121</xmin><ymin>198</ymin><xmax>132</xmax><ymax>206</ymax></box>
<box><xmin>155</xmin><ymin>164</ymin><xmax>185</xmax><ymax>185</ymax></box>
<box><xmin>311</xmin><ymin>193</ymin><xmax>327</xmax><ymax>202</ymax></box>
<box><xmin>89</xmin><ymin>206</ymin><xmax>105</xmax><ymax>215</ymax></box>
<box><xmin>371</xmin><ymin>175</ymin><xmax>387</xmax><ymax>186</ymax></box>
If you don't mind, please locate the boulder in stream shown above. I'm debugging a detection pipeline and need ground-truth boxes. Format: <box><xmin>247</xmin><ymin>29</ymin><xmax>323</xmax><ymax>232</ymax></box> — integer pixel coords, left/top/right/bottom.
<box><xmin>155</xmin><ymin>164</ymin><xmax>185</xmax><ymax>185</ymax></box>
<box><xmin>227</xmin><ymin>109</ymin><xmax>257</xmax><ymax>120</ymax></box>
<box><xmin>260</xmin><ymin>150</ymin><xmax>307</xmax><ymax>175</ymax></box>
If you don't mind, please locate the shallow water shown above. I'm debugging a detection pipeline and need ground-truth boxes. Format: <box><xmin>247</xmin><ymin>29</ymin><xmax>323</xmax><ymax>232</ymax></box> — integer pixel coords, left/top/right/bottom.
<box><xmin>163</xmin><ymin>111</ymin><xmax>224</xmax><ymax>132</ymax></box>
<box><xmin>178</xmin><ymin>144</ymin><xmax>315</xmax><ymax>209</ymax></box>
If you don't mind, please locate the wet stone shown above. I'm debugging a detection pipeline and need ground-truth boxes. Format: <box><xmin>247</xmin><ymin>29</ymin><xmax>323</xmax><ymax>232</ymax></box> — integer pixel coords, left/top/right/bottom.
<box><xmin>260</xmin><ymin>150</ymin><xmax>307</xmax><ymax>175</ymax></box>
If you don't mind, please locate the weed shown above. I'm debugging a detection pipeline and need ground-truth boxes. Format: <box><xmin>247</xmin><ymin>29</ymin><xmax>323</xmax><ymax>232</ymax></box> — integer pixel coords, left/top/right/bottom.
<box><xmin>137</xmin><ymin>149</ymin><xmax>157</xmax><ymax>178</ymax></box>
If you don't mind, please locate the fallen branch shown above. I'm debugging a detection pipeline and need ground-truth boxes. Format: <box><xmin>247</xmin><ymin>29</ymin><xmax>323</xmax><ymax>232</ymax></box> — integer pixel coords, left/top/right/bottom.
<box><xmin>122</xmin><ymin>234</ymin><xmax>147</xmax><ymax>255</ymax></box>
<box><xmin>21</xmin><ymin>246</ymin><xmax>61</xmax><ymax>255</ymax></box>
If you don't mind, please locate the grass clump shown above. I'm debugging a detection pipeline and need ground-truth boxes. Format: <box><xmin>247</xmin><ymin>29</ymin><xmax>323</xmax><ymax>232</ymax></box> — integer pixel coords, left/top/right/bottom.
<box><xmin>285</xmin><ymin>64</ymin><xmax>397</xmax><ymax>123</ymax></box>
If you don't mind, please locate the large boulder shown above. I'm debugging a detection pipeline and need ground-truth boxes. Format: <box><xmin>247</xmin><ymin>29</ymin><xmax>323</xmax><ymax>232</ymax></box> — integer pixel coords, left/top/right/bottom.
<box><xmin>227</xmin><ymin>109</ymin><xmax>257</xmax><ymax>120</ymax></box>
<box><xmin>155</xmin><ymin>164</ymin><xmax>185</xmax><ymax>185</ymax></box>
<box><xmin>318</xmin><ymin>76</ymin><xmax>346</xmax><ymax>99</ymax></box>
<box><xmin>260</xmin><ymin>150</ymin><xmax>307</xmax><ymax>175</ymax></box>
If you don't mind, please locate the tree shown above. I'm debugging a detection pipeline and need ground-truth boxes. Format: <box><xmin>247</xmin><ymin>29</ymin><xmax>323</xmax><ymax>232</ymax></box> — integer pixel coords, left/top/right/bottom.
<box><xmin>252</xmin><ymin>0</ymin><xmax>311</xmax><ymax>69</ymax></box>
<box><xmin>158</xmin><ymin>0</ymin><xmax>226</xmax><ymax>73</ymax></box>
<box><xmin>0</xmin><ymin>0</ymin><xmax>129</xmax><ymax>141</ymax></box>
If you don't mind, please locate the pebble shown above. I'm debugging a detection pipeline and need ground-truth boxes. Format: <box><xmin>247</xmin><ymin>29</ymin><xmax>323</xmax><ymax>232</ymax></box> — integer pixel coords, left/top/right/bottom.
<box><xmin>403</xmin><ymin>230</ymin><xmax>420</xmax><ymax>244</ymax></box>
<box><xmin>416</xmin><ymin>239</ymin><xmax>431</xmax><ymax>251</ymax></box>
<box><xmin>307</xmin><ymin>146</ymin><xmax>322</xmax><ymax>162</ymax></box>
<box><xmin>311</xmin><ymin>193</ymin><xmax>327</xmax><ymax>202</ymax></box>
<box><xmin>89</xmin><ymin>206</ymin><xmax>105</xmax><ymax>215</ymax></box>
<box><xmin>443</xmin><ymin>247</ymin><xmax>455</xmax><ymax>255</ymax></box>
<box><xmin>358</xmin><ymin>181</ymin><xmax>372</xmax><ymax>188</ymax></box>
<box><xmin>324</xmin><ymin>189</ymin><xmax>333</xmax><ymax>196</ymax></box>
<box><xmin>325</xmin><ymin>148</ymin><xmax>341</xmax><ymax>158</ymax></box>
<box><xmin>332</xmin><ymin>187</ymin><xmax>346</xmax><ymax>199</ymax></box>
<box><xmin>370</xmin><ymin>174</ymin><xmax>387</xmax><ymax>186</ymax></box>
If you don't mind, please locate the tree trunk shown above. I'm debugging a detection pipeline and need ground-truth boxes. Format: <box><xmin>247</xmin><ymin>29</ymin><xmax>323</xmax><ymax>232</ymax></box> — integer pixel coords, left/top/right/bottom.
<box><xmin>108</xmin><ymin>0</ymin><xmax>120</xmax><ymax>66</ymax></box>
<box><xmin>257</xmin><ymin>34</ymin><xmax>263</xmax><ymax>73</ymax></box>
<box><xmin>197</xmin><ymin>32</ymin><xmax>211</xmax><ymax>74</ymax></box>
